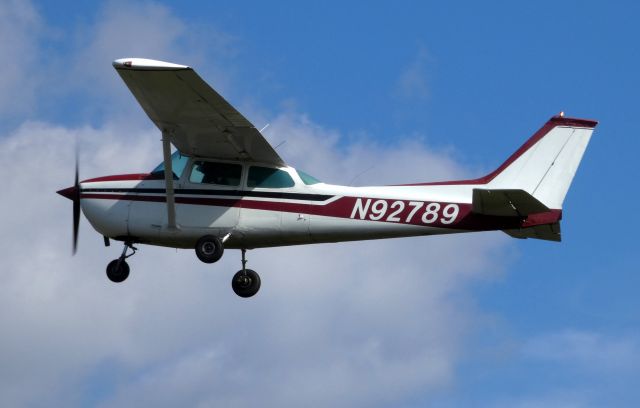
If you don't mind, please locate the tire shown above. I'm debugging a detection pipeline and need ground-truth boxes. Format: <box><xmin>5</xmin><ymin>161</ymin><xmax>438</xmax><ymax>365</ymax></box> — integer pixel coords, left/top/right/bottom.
<box><xmin>195</xmin><ymin>235</ymin><xmax>224</xmax><ymax>264</ymax></box>
<box><xmin>106</xmin><ymin>259</ymin><xmax>130</xmax><ymax>283</ymax></box>
<box><xmin>232</xmin><ymin>269</ymin><xmax>261</xmax><ymax>298</ymax></box>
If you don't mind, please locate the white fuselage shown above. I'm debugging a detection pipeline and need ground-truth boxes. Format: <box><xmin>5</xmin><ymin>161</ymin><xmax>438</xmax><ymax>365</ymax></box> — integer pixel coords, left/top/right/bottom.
<box><xmin>79</xmin><ymin>159</ymin><xmax>487</xmax><ymax>250</ymax></box>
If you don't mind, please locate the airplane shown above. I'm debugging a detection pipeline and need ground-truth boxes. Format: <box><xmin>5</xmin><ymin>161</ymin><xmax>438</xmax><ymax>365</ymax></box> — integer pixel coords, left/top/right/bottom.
<box><xmin>57</xmin><ymin>58</ymin><xmax>598</xmax><ymax>298</ymax></box>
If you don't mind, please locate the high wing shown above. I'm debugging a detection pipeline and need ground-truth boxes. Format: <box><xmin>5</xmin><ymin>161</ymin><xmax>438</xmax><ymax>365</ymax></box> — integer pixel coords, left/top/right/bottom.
<box><xmin>113</xmin><ymin>58</ymin><xmax>284</xmax><ymax>166</ymax></box>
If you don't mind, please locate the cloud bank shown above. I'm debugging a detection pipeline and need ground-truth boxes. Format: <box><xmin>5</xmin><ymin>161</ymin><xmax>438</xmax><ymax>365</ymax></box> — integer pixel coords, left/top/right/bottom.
<box><xmin>0</xmin><ymin>2</ymin><xmax>512</xmax><ymax>407</ymax></box>
<box><xmin>0</xmin><ymin>113</ymin><xmax>508</xmax><ymax>408</ymax></box>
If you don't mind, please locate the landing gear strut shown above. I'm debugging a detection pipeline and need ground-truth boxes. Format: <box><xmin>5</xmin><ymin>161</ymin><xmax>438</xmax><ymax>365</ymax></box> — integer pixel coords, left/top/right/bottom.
<box><xmin>106</xmin><ymin>242</ymin><xmax>136</xmax><ymax>283</ymax></box>
<box><xmin>231</xmin><ymin>249</ymin><xmax>261</xmax><ymax>298</ymax></box>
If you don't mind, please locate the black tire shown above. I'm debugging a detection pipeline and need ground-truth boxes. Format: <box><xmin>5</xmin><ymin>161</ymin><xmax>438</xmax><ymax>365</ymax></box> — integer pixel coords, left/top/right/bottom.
<box><xmin>232</xmin><ymin>269</ymin><xmax>261</xmax><ymax>298</ymax></box>
<box><xmin>195</xmin><ymin>235</ymin><xmax>224</xmax><ymax>264</ymax></box>
<box><xmin>106</xmin><ymin>259</ymin><xmax>130</xmax><ymax>283</ymax></box>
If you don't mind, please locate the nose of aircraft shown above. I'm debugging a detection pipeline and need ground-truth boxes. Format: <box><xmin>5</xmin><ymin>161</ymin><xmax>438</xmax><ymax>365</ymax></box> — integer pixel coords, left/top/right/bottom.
<box><xmin>57</xmin><ymin>185</ymin><xmax>78</xmax><ymax>201</ymax></box>
<box><xmin>57</xmin><ymin>183</ymin><xmax>81</xmax><ymax>254</ymax></box>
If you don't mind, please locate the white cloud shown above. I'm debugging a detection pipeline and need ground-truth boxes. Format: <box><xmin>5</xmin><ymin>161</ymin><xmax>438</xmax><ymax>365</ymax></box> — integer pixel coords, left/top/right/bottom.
<box><xmin>0</xmin><ymin>121</ymin><xmax>160</xmax><ymax>407</ymax></box>
<box><xmin>523</xmin><ymin>329</ymin><xmax>640</xmax><ymax>373</ymax></box>
<box><xmin>71</xmin><ymin>1</ymin><xmax>187</xmax><ymax>95</ymax></box>
<box><xmin>0</xmin><ymin>0</ymin><xmax>237</xmax><ymax>126</ymax></box>
<box><xmin>0</xmin><ymin>3</ymin><xmax>512</xmax><ymax>407</ymax></box>
<box><xmin>68</xmin><ymin>0</ymin><xmax>237</xmax><ymax>118</ymax></box>
<box><xmin>265</xmin><ymin>112</ymin><xmax>468</xmax><ymax>186</ymax></box>
<box><xmin>394</xmin><ymin>47</ymin><xmax>430</xmax><ymax>101</ymax></box>
<box><xmin>0</xmin><ymin>0</ymin><xmax>42</xmax><ymax>116</ymax></box>
<box><xmin>0</xmin><ymin>111</ymin><xmax>509</xmax><ymax>407</ymax></box>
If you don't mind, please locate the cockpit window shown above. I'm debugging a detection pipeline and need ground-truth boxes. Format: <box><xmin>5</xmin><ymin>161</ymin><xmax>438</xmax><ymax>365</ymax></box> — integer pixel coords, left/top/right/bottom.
<box><xmin>247</xmin><ymin>166</ymin><xmax>295</xmax><ymax>188</ymax></box>
<box><xmin>151</xmin><ymin>151</ymin><xmax>189</xmax><ymax>180</ymax></box>
<box><xmin>189</xmin><ymin>161</ymin><xmax>242</xmax><ymax>186</ymax></box>
<box><xmin>297</xmin><ymin>169</ymin><xmax>321</xmax><ymax>185</ymax></box>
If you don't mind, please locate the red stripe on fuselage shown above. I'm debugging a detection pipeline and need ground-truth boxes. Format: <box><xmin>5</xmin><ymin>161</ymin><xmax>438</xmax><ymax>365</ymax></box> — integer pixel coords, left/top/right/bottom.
<box><xmin>81</xmin><ymin>193</ymin><xmax>560</xmax><ymax>231</ymax></box>
<box><xmin>82</xmin><ymin>173</ymin><xmax>161</xmax><ymax>183</ymax></box>
<box><xmin>398</xmin><ymin>115</ymin><xmax>598</xmax><ymax>186</ymax></box>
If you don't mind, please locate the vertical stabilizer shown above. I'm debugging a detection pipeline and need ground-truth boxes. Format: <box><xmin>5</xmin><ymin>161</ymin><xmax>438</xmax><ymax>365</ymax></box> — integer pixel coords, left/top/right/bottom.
<box><xmin>486</xmin><ymin>115</ymin><xmax>597</xmax><ymax>209</ymax></box>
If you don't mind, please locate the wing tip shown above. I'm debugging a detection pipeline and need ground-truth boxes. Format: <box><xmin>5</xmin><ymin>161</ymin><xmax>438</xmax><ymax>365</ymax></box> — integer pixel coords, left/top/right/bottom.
<box><xmin>113</xmin><ymin>58</ymin><xmax>190</xmax><ymax>71</ymax></box>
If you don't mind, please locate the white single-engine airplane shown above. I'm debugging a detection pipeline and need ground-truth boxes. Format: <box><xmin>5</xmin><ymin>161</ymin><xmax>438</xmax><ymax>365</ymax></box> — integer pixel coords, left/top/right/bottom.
<box><xmin>57</xmin><ymin>58</ymin><xmax>597</xmax><ymax>298</ymax></box>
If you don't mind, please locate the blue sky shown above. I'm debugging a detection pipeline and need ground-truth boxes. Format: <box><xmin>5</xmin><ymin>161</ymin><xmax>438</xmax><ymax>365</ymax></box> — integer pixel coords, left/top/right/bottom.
<box><xmin>1</xmin><ymin>1</ymin><xmax>639</xmax><ymax>407</ymax></box>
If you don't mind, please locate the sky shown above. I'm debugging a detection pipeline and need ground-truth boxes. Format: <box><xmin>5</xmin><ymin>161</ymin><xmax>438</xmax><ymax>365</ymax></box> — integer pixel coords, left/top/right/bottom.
<box><xmin>1</xmin><ymin>0</ymin><xmax>639</xmax><ymax>407</ymax></box>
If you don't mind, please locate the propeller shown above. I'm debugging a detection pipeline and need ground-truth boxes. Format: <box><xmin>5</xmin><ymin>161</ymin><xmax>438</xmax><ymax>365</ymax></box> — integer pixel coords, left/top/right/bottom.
<box><xmin>57</xmin><ymin>149</ymin><xmax>81</xmax><ymax>254</ymax></box>
<box><xmin>72</xmin><ymin>157</ymin><xmax>80</xmax><ymax>254</ymax></box>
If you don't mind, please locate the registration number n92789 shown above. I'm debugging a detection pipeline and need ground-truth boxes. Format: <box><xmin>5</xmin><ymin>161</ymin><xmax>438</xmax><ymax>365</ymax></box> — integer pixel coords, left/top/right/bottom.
<box><xmin>349</xmin><ymin>198</ymin><xmax>460</xmax><ymax>225</ymax></box>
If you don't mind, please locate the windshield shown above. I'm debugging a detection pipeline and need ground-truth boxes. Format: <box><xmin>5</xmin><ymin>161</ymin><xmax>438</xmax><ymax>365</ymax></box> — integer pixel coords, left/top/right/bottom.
<box><xmin>297</xmin><ymin>169</ymin><xmax>321</xmax><ymax>185</ymax></box>
<box><xmin>151</xmin><ymin>151</ymin><xmax>189</xmax><ymax>179</ymax></box>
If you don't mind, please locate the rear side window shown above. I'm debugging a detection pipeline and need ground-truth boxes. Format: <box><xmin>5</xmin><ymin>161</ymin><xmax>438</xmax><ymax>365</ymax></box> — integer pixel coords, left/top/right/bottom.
<box><xmin>190</xmin><ymin>161</ymin><xmax>242</xmax><ymax>186</ymax></box>
<box><xmin>247</xmin><ymin>166</ymin><xmax>295</xmax><ymax>188</ymax></box>
<box><xmin>297</xmin><ymin>169</ymin><xmax>321</xmax><ymax>185</ymax></box>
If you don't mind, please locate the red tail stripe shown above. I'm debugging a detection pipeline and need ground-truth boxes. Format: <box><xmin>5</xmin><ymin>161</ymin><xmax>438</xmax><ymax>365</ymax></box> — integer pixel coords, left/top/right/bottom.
<box><xmin>400</xmin><ymin>115</ymin><xmax>598</xmax><ymax>187</ymax></box>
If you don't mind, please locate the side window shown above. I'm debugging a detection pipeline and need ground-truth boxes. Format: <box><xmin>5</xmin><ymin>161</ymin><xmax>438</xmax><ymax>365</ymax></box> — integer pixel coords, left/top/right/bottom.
<box><xmin>247</xmin><ymin>166</ymin><xmax>295</xmax><ymax>188</ymax></box>
<box><xmin>297</xmin><ymin>169</ymin><xmax>321</xmax><ymax>185</ymax></box>
<box><xmin>189</xmin><ymin>161</ymin><xmax>242</xmax><ymax>186</ymax></box>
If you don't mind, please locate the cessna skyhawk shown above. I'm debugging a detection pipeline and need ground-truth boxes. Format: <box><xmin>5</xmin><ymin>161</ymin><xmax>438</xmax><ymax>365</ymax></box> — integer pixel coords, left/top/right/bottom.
<box><xmin>57</xmin><ymin>58</ymin><xmax>597</xmax><ymax>298</ymax></box>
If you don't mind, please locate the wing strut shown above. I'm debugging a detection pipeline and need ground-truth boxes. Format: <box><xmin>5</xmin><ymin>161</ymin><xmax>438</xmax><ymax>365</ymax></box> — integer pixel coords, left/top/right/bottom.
<box><xmin>161</xmin><ymin>131</ymin><xmax>177</xmax><ymax>229</ymax></box>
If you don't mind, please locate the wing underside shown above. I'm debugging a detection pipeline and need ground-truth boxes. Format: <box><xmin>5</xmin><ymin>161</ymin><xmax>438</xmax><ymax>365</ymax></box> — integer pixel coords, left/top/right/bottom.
<box><xmin>113</xmin><ymin>58</ymin><xmax>284</xmax><ymax>166</ymax></box>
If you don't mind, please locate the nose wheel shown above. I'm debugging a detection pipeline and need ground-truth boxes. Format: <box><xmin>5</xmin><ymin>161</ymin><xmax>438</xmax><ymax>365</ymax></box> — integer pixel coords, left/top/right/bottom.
<box><xmin>106</xmin><ymin>242</ymin><xmax>136</xmax><ymax>283</ymax></box>
<box><xmin>231</xmin><ymin>249</ymin><xmax>261</xmax><ymax>298</ymax></box>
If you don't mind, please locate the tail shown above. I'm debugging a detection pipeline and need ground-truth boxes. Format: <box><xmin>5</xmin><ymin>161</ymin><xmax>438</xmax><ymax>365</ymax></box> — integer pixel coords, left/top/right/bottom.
<box><xmin>405</xmin><ymin>114</ymin><xmax>597</xmax><ymax>240</ymax></box>
<box><xmin>483</xmin><ymin>114</ymin><xmax>597</xmax><ymax>209</ymax></box>
<box><xmin>472</xmin><ymin>114</ymin><xmax>597</xmax><ymax>241</ymax></box>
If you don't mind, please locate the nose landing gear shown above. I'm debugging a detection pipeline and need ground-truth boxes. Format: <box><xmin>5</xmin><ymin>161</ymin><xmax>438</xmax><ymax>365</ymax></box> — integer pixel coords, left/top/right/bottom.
<box><xmin>231</xmin><ymin>249</ymin><xmax>261</xmax><ymax>298</ymax></box>
<box><xmin>106</xmin><ymin>242</ymin><xmax>137</xmax><ymax>283</ymax></box>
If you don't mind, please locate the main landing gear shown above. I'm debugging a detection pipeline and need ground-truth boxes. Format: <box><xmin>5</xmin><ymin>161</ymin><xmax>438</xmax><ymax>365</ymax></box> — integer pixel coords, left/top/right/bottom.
<box><xmin>193</xmin><ymin>234</ymin><xmax>261</xmax><ymax>298</ymax></box>
<box><xmin>231</xmin><ymin>249</ymin><xmax>261</xmax><ymax>298</ymax></box>
<box><xmin>194</xmin><ymin>235</ymin><xmax>224</xmax><ymax>264</ymax></box>
<box><xmin>106</xmin><ymin>242</ymin><xmax>136</xmax><ymax>283</ymax></box>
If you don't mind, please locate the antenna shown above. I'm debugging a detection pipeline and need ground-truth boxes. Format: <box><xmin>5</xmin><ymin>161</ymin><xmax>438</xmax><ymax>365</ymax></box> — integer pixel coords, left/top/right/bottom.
<box><xmin>349</xmin><ymin>165</ymin><xmax>375</xmax><ymax>186</ymax></box>
<box><xmin>259</xmin><ymin>123</ymin><xmax>270</xmax><ymax>133</ymax></box>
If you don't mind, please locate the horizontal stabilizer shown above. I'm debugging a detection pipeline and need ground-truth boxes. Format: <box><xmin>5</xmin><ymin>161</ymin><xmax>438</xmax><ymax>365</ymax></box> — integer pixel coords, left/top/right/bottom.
<box><xmin>473</xmin><ymin>188</ymin><xmax>549</xmax><ymax>217</ymax></box>
<box><xmin>503</xmin><ymin>222</ymin><xmax>561</xmax><ymax>242</ymax></box>
<box><xmin>472</xmin><ymin>189</ymin><xmax>550</xmax><ymax>217</ymax></box>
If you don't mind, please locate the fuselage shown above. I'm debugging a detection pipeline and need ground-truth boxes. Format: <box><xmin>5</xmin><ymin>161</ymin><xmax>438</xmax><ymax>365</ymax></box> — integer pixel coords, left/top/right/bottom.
<box><xmin>77</xmin><ymin>156</ymin><xmax>540</xmax><ymax>250</ymax></box>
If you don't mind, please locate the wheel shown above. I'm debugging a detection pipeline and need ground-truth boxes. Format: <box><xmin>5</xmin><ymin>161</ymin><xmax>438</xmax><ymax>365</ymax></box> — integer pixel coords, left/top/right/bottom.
<box><xmin>106</xmin><ymin>259</ymin><xmax>130</xmax><ymax>283</ymax></box>
<box><xmin>195</xmin><ymin>235</ymin><xmax>224</xmax><ymax>264</ymax></box>
<box><xmin>232</xmin><ymin>269</ymin><xmax>261</xmax><ymax>298</ymax></box>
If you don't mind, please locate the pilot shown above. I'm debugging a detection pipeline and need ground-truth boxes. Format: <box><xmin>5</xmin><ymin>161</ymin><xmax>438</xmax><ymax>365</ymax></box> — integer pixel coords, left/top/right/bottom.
<box><xmin>200</xmin><ymin>163</ymin><xmax>230</xmax><ymax>185</ymax></box>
